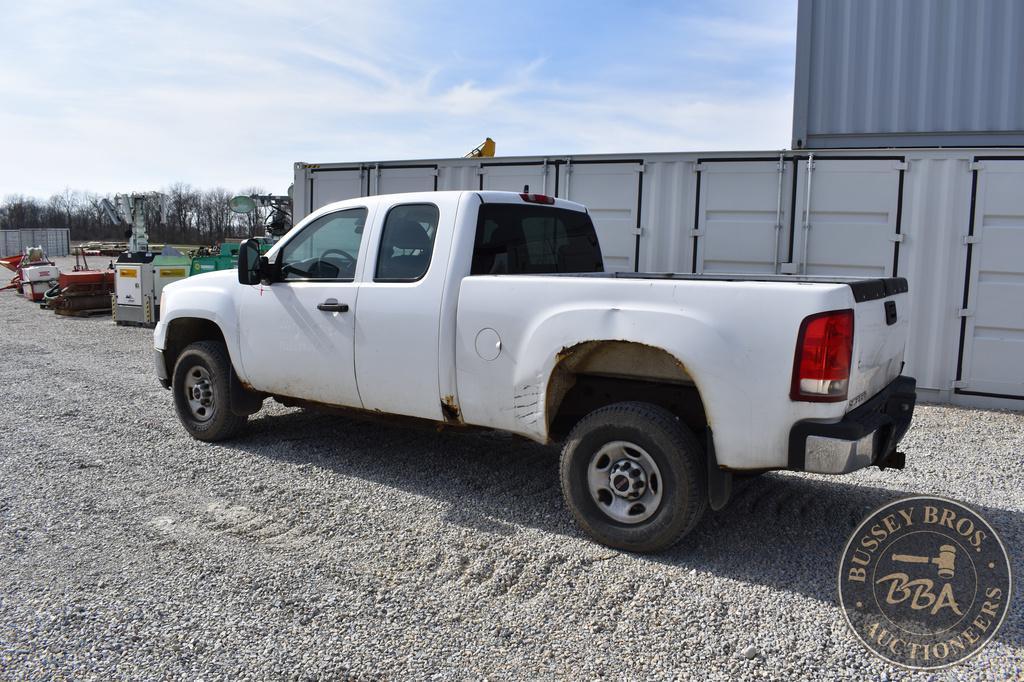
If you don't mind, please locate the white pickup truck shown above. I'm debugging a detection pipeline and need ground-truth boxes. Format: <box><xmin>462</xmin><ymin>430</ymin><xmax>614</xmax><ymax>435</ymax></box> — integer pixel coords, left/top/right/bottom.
<box><xmin>155</xmin><ymin>190</ymin><xmax>916</xmax><ymax>552</ymax></box>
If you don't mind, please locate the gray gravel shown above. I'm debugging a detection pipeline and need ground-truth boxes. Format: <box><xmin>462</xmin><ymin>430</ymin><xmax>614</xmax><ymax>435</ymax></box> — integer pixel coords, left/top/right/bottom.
<box><xmin>1</xmin><ymin>258</ymin><xmax>1022</xmax><ymax>680</ymax></box>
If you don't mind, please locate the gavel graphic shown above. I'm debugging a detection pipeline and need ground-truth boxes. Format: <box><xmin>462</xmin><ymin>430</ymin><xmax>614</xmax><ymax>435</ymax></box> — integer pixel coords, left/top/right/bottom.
<box><xmin>892</xmin><ymin>544</ymin><xmax>957</xmax><ymax>579</ymax></box>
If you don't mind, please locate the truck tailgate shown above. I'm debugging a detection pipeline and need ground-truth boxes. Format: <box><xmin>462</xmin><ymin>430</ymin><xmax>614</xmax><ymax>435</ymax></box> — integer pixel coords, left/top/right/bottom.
<box><xmin>846</xmin><ymin>278</ymin><xmax>910</xmax><ymax>410</ymax></box>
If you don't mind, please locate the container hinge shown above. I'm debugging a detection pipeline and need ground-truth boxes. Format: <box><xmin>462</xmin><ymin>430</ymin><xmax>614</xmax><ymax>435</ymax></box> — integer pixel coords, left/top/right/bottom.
<box><xmin>635</xmin><ymin>162</ymin><xmax>645</xmax><ymax>173</ymax></box>
<box><xmin>952</xmin><ymin>379</ymin><xmax>968</xmax><ymax>389</ymax></box>
<box><xmin>431</xmin><ymin>168</ymin><xmax>439</xmax><ymax>176</ymax></box>
<box><xmin>693</xmin><ymin>163</ymin><xmax>705</xmax><ymax>173</ymax></box>
<box><xmin>888</xmin><ymin>234</ymin><xmax>905</xmax><ymax>243</ymax></box>
<box><xmin>893</xmin><ymin>161</ymin><xmax>908</xmax><ymax>171</ymax></box>
<box><xmin>631</xmin><ymin>226</ymin><xmax>644</xmax><ymax>236</ymax></box>
<box><xmin>962</xmin><ymin>235</ymin><xmax>980</xmax><ymax>245</ymax></box>
<box><xmin>688</xmin><ymin>229</ymin><xmax>703</xmax><ymax>238</ymax></box>
<box><xmin>477</xmin><ymin>166</ymin><xmax>486</xmax><ymax>175</ymax></box>
<box><xmin>969</xmin><ymin>161</ymin><xmax>984</xmax><ymax>172</ymax></box>
<box><xmin>957</xmin><ymin>308</ymin><xmax>974</xmax><ymax>318</ymax></box>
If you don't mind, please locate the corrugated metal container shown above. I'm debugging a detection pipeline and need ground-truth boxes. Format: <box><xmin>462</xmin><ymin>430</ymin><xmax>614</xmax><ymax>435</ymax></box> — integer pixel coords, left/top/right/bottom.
<box><xmin>0</xmin><ymin>228</ymin><xmax>71</xmax><ymax>257</ymax></box>
<box><xmin>295</xmin><ymin>147</ymin><xmax>1024</xmax><ymax>411</ymax></box>
<box><xmin>1</xmin><ymin>231</ymin><xmax>19</xmax><ymax>257</ymax></box>
<box><xmin>793</xmin><ymin>0</ymin><xmax>1024</xmax><ymax>149</ymax></box>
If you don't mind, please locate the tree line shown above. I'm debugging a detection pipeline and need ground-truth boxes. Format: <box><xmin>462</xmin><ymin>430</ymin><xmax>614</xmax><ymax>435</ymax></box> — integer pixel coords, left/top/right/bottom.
<box><xmin>0</xmin><ymin>183</ymin><xmax>271</xmax><ymax>246</ymax></box>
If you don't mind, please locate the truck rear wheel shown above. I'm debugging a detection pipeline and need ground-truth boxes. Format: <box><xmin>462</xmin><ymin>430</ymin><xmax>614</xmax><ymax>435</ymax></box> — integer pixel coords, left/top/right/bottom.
<box><xmin>172</xmin><ymin>341</ymin><xmax>248</xmax><ymax>442</ymax></box>
<box><xmin>560</xmin><ymin>401</ymin><xmax>707</xmax><ymax>553</ymax></box>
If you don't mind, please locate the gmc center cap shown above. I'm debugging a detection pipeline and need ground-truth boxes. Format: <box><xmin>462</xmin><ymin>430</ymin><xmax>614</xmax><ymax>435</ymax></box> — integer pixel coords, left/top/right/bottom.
<box><xmin>838</xmin><ymin>496</ymin><xmax>1012</xmax><ymax>670</ymax></box>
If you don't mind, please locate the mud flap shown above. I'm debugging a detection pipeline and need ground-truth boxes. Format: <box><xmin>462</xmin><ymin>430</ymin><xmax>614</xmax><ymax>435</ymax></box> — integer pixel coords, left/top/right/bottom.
<box><xmin>230</xmin><ymin>367</ymin><xmax>265</xmax><ymax>416</ymax></box>
<box><xmin>706</xmin><ymin>429</ymin><xmax>732</xmax><ymax>511</ymax></box>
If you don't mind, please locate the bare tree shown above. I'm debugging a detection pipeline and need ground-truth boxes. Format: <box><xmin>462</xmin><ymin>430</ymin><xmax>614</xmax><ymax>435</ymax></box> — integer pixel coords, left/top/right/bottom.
<box><xmin>0</xmin><ymin>183</ymin><xmax>289</xmax><ymax>248</ymax></box>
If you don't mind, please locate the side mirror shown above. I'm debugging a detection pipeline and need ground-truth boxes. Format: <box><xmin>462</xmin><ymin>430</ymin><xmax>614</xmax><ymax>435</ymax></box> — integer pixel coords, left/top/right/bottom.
<box><xmin>237</xmin><ymin>239</ymin><xmax>262</xmax><ymax>285</ymax></box>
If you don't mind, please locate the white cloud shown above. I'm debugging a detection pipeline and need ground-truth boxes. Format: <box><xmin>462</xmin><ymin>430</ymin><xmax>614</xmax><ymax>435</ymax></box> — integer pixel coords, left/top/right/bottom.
<box><xmin>0</xmin><ymin>1</ymin><xmax>795</xmax><ymax>198</ymax></box>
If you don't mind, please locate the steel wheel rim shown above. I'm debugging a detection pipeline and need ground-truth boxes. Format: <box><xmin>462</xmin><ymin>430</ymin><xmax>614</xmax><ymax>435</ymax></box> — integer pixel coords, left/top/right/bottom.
<box><xmin>587</xmin><ymin>440</ymin><xmax>664</xmax><ymax>524</ymax></box>
<box><xmin>183</xmin><ymin>365</ymin><xmax>215</xmax><ymax>422</ymax></box>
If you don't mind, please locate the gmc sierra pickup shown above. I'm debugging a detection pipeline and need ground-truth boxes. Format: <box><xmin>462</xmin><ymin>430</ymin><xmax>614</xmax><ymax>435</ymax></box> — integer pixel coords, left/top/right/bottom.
<box><xmin>154</xmin><ymin>190</ymin><xmax>916</xmax><ymax>552</ymax></box>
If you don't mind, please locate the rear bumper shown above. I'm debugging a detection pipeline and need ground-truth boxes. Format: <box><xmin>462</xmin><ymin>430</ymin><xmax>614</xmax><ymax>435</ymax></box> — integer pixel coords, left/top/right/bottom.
<box><xmin>788</xmin><ymin>376</ymin><xmax>916</xmax><ymax>474</ymax></box>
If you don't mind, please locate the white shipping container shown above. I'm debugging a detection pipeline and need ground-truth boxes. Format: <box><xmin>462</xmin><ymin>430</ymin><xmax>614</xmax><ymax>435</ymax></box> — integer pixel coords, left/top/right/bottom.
<box><xmin>294</xmin><ymin>148</ymin><xmax>1024</xmax><ymax>411</ymax></box>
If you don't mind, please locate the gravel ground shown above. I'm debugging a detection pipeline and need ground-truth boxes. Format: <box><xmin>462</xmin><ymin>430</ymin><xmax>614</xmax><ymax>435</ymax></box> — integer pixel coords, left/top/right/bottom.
<box><xmin>1</xmin><ymin>258</ymin><xmax>1021</xmax><ymax>680</ymax></box>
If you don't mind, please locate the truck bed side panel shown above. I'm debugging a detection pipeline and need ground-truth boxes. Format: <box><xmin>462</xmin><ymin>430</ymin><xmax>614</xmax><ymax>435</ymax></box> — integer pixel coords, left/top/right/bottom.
<box><xmin>455</xmin><ymin>276</ymin><xmax>863</xmax><ymax>469</ymax></box>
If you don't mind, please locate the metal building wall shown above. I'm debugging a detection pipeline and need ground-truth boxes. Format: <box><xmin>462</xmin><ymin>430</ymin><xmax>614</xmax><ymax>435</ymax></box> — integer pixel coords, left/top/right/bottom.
<box><xmin>793</xmin><ymin>0</ymin><xmax>1024</xmax><ymax>149</ymax></box>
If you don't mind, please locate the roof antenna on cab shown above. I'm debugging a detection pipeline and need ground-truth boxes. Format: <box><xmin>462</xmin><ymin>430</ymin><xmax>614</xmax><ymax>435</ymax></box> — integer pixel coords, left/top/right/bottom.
<box><xmin>523</xmin><ymin>185</ymin><xmax>529</xmax><ymax>193</ymax></box>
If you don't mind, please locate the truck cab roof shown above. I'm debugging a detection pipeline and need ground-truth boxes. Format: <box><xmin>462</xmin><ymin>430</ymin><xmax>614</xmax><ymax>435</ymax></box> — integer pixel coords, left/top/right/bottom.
<box><xmin>313</xmin><ymin>190</ymin><xmax>587</xmax><ymax>218</ymax></box>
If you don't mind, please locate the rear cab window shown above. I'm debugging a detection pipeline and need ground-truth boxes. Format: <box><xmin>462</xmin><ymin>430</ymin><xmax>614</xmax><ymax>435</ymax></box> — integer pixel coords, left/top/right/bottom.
<box><xmin>470</xmin><ymin>203</ymin><xmax>604</xmax><ymax>275</ymax></box>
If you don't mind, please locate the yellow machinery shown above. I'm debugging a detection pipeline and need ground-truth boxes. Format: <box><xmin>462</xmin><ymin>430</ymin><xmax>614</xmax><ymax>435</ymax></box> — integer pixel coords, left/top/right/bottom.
<box><xmin>465</xmin><ymin>138</ymin><xmax>496</xmax><ymax>158</ymax></box>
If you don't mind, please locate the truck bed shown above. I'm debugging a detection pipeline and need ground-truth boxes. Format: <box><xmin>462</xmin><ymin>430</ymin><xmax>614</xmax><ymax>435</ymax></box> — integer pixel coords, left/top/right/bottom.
<box><xmin>455</xmin><ymin>272</ymin><xmax>910</xmax><ymax>469</ymax></box>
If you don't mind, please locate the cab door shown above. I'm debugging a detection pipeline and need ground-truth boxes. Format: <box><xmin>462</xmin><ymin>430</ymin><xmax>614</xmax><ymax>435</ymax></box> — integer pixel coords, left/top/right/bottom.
<box><xmin>354</xmin><ymin>194</ymin><xmax>458</xmax><ymax>421</ymax></box>
<box><xmin>236</xmin><ymin>206</ymin><xmax>373</xmax><ymax>407</ymax></box>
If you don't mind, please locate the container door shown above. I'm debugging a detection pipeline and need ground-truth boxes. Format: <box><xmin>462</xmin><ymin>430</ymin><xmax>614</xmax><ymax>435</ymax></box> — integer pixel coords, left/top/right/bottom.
<box><xmin>48</xmin><ymin>230</ymin><xmax>58</xmax><ymax>256</ymax></box>
<box><xmin>480</xmin><ymin>163</ymin><xmax>553</xmax><ymax>195</ymax></box>
<box><xmin>559</xmin><ymin>162</ymin><xmax>642</xmax><ymax>272</ymax></box>
<box><xmin>310</xmin><ymin>168</ymin><xmax>365</xmax><ymax>212</ymax></box>
<box><xmin>373</xmin><ymin>166</ymin><xmax>437</xmax><ymax>195</ymax></box>
<box><xmin>789</xmin><ymin>158</ymin><xmax>904</xmax><ymax>277</ymax></box>
<box><xmin>694</xmin><ymin>159</ymin><xmax>793</xmax><ymax>274</ymax></box>
<box><xmin>956</xmin><ymin>159</ymin><xmax>1024</xmax><ymax>399</ymax></box>
<box><xmin>43</xmin><ymin>229</ymin><xmax>69</xmax><ymax>256</ymax></box>
<box><xmin>1</xmin><ymin>231</ymin><xmax>18</xmax><ymax>256</ymax></box>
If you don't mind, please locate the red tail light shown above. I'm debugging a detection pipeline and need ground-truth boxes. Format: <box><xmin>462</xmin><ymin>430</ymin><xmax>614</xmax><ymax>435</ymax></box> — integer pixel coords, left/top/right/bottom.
<box><xmin>791</xmin><ymin>309</ymin><xmax>854</xmax><ymax>402</ymax></box>
<box><xmin>519</xmin><ymin>192</ymin><xmax>555</xmax><ymax>205</ymax></box>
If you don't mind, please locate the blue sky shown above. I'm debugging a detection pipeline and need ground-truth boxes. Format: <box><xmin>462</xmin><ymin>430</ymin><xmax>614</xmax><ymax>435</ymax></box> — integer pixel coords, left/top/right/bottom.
<box><xmin>1</xmin><ymin>0</ymin><xmax>797</xmax><ymax>198</ymax></box>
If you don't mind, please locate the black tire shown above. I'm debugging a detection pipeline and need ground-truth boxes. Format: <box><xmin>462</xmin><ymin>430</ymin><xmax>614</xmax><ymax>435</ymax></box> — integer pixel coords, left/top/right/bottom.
<box><xmin>560</xmin><ymin>401</ymin><xmax>707</xmax><ymax>553</ymax></box>
<box><xmin>172</xmin><ymin>340</ymin><xmax>248</xmax><ymax>442</ymax></box>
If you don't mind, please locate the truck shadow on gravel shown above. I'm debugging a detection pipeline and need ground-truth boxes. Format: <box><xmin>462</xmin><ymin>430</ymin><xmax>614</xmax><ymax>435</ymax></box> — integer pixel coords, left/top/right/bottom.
<box><xmin>227</xmin><ymin>408</ymin><xmax>1023</xmax><ymax>610</ymax></box>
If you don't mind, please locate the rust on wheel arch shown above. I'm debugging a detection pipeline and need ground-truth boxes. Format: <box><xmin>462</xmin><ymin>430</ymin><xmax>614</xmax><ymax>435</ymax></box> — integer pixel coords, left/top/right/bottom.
<box><xmin>545</xmin><ymin>340</ymin><xmax>697</xmax><ymax>433</ymax></box>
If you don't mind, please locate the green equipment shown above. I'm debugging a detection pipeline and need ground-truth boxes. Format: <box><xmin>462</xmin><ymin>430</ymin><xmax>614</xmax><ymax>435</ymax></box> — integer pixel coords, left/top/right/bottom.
<box><xmin>189</xmin><ymin>240</ymin><xmax>273</xmax><ymax>277</ymax></box>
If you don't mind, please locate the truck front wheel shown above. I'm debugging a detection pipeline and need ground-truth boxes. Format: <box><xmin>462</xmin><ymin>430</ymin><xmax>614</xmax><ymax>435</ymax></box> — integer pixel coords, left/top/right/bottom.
<box><xmin>560</xmin><ymin>402</ymin><xmax>707</xmax><ymax>552</ymax></box>
<box><xmin>172</xmin><ymin>341</ymin><xmax>249</xmax><ymax>442</ymax></box>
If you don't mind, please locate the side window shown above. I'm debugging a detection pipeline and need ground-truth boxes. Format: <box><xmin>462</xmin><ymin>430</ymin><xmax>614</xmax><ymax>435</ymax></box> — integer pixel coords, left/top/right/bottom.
<box><xmin>279</xmin><ymin>208</ymin><xmax>367</xmax><ymax>281</ymax></box>
<box><xmin>470</xmin><ymin>204</ymin><xmax>604</xmax><ymax>275</ymax></box>
<box><xmin>374</xmin><ymin>204</ymin><xmax>439</xmax><ymax>282</ymax></box>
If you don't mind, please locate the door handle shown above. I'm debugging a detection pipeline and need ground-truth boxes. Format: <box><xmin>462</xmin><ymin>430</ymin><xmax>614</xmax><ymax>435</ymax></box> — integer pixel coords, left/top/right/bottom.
<box><xmin>317</xmin><ymin>298</ymin><xmax>349</xmax><ymax>313</ymax></box>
